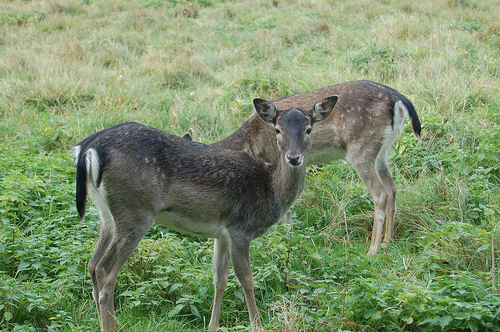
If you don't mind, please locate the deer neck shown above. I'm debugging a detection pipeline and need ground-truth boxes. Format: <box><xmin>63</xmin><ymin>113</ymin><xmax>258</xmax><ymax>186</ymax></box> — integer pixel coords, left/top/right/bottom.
<box><xmin>211</xmin><ymin>123</ymin><xmax>248</xmax><ymax>151</ymax></box>
<box><xmin>212</xmin><ymin>116</ymin><xmax>280</xmax><ymax>164</ymax></box>
<box><xmin>270</xmin><ymin>155</ymin><xmax>307</xmax><ymax>217</ymax></box>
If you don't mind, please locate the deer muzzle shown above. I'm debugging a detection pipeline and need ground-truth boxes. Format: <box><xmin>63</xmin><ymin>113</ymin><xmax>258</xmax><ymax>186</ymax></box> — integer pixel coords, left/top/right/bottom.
<box><xmin>286</xmin><ymin>152</ymin><xmax>303</xmax><ymax>167</ymax></box>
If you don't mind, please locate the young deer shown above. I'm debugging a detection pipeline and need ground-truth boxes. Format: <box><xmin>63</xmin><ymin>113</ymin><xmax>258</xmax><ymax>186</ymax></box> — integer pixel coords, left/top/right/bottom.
<box><xmin>73</xmin><ymin>96</ymin><xmax>337</xmax><ymax>331</ymax></box>
<box><xmin>212</xmin><ymin>80</ymin><xmax>421</xmax><ymax>255</ymax></box>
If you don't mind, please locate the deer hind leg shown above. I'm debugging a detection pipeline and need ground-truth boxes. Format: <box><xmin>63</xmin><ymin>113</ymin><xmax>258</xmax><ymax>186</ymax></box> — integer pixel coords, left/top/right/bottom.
<box><xmin>376</xmin><ymin>154</ymin><xmax>397</xmax><ymax>247</ymax></box>
<box><xmin>230</xmin><ymin>237</ymin><xmax>262</xmax><ymax>330</ymax></box>
<box><xmin>88</xmin><ymin>194</ymin><xmax>115</xmax><ymax>326</ymax></box>
<box><xmin>91</xmin><ymin>211</ymin><xmax>154</xmax><ymax>332</ymax></box>
<box><xmin>376</xmin><ymin>99</ymin><xmax>407</xmax><ymax>247</ymax></box>
<box><xmin>89</xmin><ymin>219</ymin><xmax>113</xmax><ymax>323</ymax></box>
<box><xmin>350</xmin><ymin>152</ymin><xmax>389</xmax><ymax>256</ymax></box>
<box><xmin>208</xmin><ymin>236</ymin><xmax>231</xmax><ymax>331</ymax></box>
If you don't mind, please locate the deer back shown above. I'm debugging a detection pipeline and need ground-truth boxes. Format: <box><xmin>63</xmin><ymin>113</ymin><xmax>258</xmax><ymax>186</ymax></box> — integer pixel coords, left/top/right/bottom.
<box><xmin>75</xmin><ymin>122</ymin><xmax>282</xmax><ymax>237</ymax></box>
<box><xmin>212</xmin><ymin>80</ymin><xmax>420</xmax><ymax>165</ymax></box>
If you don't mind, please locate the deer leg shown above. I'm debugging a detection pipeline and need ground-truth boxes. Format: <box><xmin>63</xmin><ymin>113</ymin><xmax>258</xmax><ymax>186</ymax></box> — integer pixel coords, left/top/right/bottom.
<box><xmin>367</xmin><ymin>180</ymin><xmax>389</xmax><ymax>256</ymax></box>
<box><xmin>230</xmin><ymin>238</ymin><xmax>262</xmax><ymax>330</ymax></box>
<box><xmin>350</xmin><ymin>155</ymin><xmax>389</xmax><ymax>256</ymax></box>
<box><xmin>377</xmin><ymin>158</ymin><xmax>397</xmax><ymax>247</ymax></box>
<box><xmin>89</xmin><ymin>220</ymin><xmax>114</xmax><ymax>323</ymax></box>
<box><xmin>92</xmin><ymin>213</ymin><xmax>154</xmax><ymax>332</ymax></box>
<box><xmin>208</xmin><ymin>237</ymin><xmax>230</xmax><ymax>331</ymax></box>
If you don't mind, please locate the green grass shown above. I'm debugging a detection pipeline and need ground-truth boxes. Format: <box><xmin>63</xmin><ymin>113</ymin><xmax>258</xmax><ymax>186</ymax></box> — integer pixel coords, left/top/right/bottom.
<box><xmin>1</xmin><ymin>0</ymin><xmax>499</xmax><ymax>331</ymax></box>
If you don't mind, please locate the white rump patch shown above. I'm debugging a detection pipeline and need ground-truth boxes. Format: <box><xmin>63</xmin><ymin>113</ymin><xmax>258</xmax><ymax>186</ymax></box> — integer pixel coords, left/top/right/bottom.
<box><xmin>376</xmin><ymin>101</ymin><xmax>408</xmax><ymax>168</ymax></box>
<box><xmin>85</xmin><ymin>148</ymin><xmax>101</xmax><ymax>188</ymax></box>
<box><xmin>393</xmin><ymin>100</ymin><xmax>408</xmax><ymax>134</ymax></box>
<box><xmin>88</xmin><ymin>180</ymin><xmax>115</xmax><ymax>232</ymax></box>
<box><xmin>82</xmin><ymin>148</ymin><xmax>115</xmax><ymax>232</ymax></box>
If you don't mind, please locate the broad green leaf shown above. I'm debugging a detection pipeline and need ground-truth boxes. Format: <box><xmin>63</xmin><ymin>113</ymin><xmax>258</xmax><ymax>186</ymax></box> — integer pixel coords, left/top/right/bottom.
<box><xmin>167</xmin><ymin>304</ymin><xmax>184</xmax><ymax>318</ymax></box>
<box><xmin>190</xmin><ymin>304</ymin><xmax>201</xmax><ymax>318</ymax></box>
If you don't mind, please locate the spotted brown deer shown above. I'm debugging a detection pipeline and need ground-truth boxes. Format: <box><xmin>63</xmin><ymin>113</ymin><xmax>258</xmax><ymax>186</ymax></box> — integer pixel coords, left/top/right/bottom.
<box><xmin>212</xmin><ymin>80</ymin><xmax>421</xmax><ymax>255</ymax></box>
<box><xmin>73</xmin><ymin>96</ymin><xmax>337</xmax><ymax>331</ymax></box>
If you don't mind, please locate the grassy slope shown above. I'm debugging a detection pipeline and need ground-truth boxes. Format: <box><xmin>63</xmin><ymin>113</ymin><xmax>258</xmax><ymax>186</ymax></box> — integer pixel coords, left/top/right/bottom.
<box><xmin>0</xmin><ymin>0</ymin><xmax>499</xmax><ymax>331</ymax></box>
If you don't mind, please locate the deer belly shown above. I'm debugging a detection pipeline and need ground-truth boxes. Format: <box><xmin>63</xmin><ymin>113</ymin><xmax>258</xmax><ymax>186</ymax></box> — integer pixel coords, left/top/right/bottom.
<box><xmin>155</xmin><ymin>210</ymin><xmax>226</xmax><ymax>238</ymax></box>
<box><xmin>307</xmin><ymin>146</ymin><xmax>346</xmax><ymax>165</ymax></box>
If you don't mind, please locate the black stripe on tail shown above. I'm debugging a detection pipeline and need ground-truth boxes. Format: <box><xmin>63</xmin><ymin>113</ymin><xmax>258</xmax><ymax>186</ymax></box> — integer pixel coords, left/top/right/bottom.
<box><xmin>400</xmin><ymin>97</ymin><xmax>421</xmax><ymax>139</ymax></box>
<box><xmin>75</xmin><ymin>152</ymin><xmax>88</xmax><ymax>222</ymax></box>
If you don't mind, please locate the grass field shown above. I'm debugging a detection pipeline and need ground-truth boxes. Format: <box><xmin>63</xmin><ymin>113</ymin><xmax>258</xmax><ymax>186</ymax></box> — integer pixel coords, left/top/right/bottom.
<box><xmin>1</xmin><ymin>0</ymin><xmax>499</xmax><ymax>331</ymax></box>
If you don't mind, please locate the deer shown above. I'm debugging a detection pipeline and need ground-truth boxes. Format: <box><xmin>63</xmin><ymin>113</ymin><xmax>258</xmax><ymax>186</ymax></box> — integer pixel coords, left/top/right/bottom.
<box><xmin>211</xmin><ymin>80</ymin><xmax>421</xmax><ymax>255</ymax></box>
<box><xmin>73</xmin><ymin>96</ymin><xmax>338</xmax><ymax>331</ymax></box>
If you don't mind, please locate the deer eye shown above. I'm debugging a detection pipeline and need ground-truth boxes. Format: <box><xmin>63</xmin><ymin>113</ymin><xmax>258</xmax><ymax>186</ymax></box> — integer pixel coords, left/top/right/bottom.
<box><xmin>306</xmin><ymin>128</ymin><xmax>312</xmax><ymax>135</ymax></box>
<box><xmin>275</xmin><ymin>128</ymin><xmax>281</xmax><ymax>134</ymax></box>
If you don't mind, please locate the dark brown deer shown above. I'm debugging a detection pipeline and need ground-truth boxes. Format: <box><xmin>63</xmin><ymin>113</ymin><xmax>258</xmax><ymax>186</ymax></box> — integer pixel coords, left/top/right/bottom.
<box><xmin>212</xmin><ymin>80</ymin><xmax>421</xmax><ymax>255</ymax></box>
<box><xmin>73</xmin><ymin>96</ymin><xmax>338</xmax><ymax>331</ymax></box>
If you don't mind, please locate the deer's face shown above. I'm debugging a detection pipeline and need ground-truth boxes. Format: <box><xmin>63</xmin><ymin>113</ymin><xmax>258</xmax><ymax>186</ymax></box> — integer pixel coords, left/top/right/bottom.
<box><xmin>274</xmin><ymin>108</ymin><xmax>312</xmax><ymax>167</ymax></box>
<box><xmin>253</xmin><ymin>95</ymin><xmax>338</xmax><ymax>168</ymax></box>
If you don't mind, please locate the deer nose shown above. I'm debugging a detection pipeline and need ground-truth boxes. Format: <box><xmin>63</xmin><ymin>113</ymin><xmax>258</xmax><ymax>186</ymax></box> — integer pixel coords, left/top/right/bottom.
<box><xmin>286</xmin><ymin>153</ymin><xmax>302</xmax><ymax>166</ymax></box>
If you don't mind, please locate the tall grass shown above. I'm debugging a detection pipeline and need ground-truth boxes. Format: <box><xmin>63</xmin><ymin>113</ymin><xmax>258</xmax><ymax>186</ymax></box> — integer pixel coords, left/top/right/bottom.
<box><xmin>0</xmin><ymin>0</ymin><xmax>499</xmax><ymax>331</ymax></box>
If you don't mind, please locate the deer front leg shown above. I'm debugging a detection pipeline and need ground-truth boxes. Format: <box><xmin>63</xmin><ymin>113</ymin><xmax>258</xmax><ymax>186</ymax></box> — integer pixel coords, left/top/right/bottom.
<box><xmin>230</xmin><ymin>238</ymin><xmax>262</xmax><ymax>330</ymax></box>
<box><xmin>208</xmin><ymin>237</ymin><xmax>231</xmax><ymax>331</ymax></box>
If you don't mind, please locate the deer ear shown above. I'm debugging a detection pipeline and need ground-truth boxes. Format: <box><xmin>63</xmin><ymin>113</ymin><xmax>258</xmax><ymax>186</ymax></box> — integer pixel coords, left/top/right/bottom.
<box><xmin>254</xmin><ymin>98</ymin><xmax>278</xmax><ymax>124</ymax></box>
<box><xmin>312</xmin><ymin>96</ymin><xmax>338</xmax><ymax>123</ymax></box>
<box><xmin>182</xmin><ymin>128</ymin><xmax>193</xmax><ymax>140</ymax></box>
